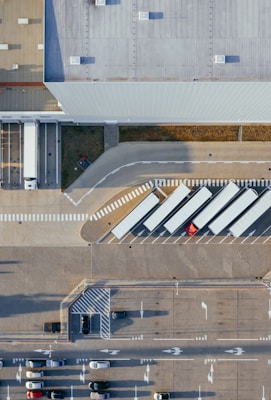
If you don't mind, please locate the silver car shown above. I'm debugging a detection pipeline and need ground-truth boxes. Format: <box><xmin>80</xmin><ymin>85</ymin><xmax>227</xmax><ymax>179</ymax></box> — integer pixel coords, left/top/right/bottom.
<box><xmin>46</xmin><ymin>359</ymin><xmax>65</xmax><ymax>368</ymax></box>
<box><xmin>26</xmin><ymin>370</ymin><xmax>44</xmax><ymax>378</ymax></box>
<box><xmin>25</xmin><ymin>381</ymin><xmax>44</xmax><ymax>389</ymax></box>
<box><xmin>89</xmin><ymin>361</ymin><xmax>110</xmax><ymax>369</ymax></box>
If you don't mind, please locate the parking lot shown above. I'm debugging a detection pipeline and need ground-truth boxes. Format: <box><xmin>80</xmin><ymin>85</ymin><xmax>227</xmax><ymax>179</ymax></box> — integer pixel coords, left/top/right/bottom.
<box><xmin>1</xmin><ymin>284</ymin><xmax>271</xmax><ymax>400</ymax></box>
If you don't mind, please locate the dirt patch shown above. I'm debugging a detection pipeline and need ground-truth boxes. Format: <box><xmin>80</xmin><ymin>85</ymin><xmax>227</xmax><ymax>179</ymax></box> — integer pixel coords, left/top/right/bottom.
<box><xmin>242</xmin><ymin>126</ymin><xmax>271</xmax><ymax>141</ymax></box>
<box><xmin>119</xmin><ymin>125</ymin><xmax>239</xmax><ymax>142</ymax></box>
<box><xmin>61</xmin><ymin>125</ymin><xmax>104</xmax><ymax>190</ymax></box>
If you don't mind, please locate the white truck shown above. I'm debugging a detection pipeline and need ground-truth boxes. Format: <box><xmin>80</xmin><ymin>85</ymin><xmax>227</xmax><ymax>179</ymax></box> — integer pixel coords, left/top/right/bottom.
<box><xmin>112</xmin><ymin>192</ymin><xmax>159</xmax><ymax>240</ymax></box>
<box><xmin>184</xmin><ymin>182</ymin><xmax>240</xmax><ymax>236</ymax></box>
<box><xmin>208</xmin><ymin>188</ymin><xmax>258</xmax><ymax>235</ymax></box>
<box><xmin>228</xmin><ymin>189</ymin><xmax>271</xmax><ymax>237</ymax></box>
<box><xmin>164</xmin><ymin>186</ymin><xmax>212</xmax><ymax>234</ymax></box>
<box><xmin>143</xmin><ymin>183</ymin><xmax>191</xmax><ymax>231</ymax></box>
<box><xmin>23</xmin><ymin>122</ymin><xmax>39</xmax><ymax>190</ymax></box>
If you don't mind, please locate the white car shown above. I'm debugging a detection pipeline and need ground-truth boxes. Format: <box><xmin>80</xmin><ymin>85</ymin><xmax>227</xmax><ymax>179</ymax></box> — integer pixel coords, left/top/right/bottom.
<box><xmin>25</xmin><ymin>381</ymin><xmax>44</xmax><ymax>390</ymax></box>
<box><xmin>26</xmin><ymin>370</ymin><xmax>44</xmax><ymax>378</ymax></box>
<box><xmin>89</xmin><ymin>361</ymin><xmax>110</xmax><ymax>369</ymax></box>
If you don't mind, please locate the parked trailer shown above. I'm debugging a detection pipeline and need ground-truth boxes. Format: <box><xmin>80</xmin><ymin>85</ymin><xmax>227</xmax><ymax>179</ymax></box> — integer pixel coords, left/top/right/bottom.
<box><xmin>164</xmin><ymin>187</ymin><xmax>212</xmax><ymax>234</ymax></box>
<box><xmin>184</xmin><ymin>182</ymin><xmax>240</xmax><ymax>236</ymax></box>
<box><xmin>208</xmin><ymin>188</ymin><xmax>258</xmax><ymax>235</ymax></box>
<box><xmin>23</xmin><ymin>121</ymin><xmax>39</xmax><ymax>190</ymax></box>
<box><xmin>112</xmin><ymin>192</ymin><xmax>159</xmax><ymax>240</ymax></box>
<box><xmin>143</xmin><ymin>183</ymin><xmax>190</xmax><ymax>231</ymax></box>
<box><xmin>229</xmin><ymin>190</ymin><xmax>271</xmax><ymax>237</ymax></box>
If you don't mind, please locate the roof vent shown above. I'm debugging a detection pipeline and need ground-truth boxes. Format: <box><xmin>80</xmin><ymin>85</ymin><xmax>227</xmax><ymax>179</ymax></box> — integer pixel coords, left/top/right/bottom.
<box><xmin>138</xmin><ymin>12</ymin><xmax>149</xmax><ymax>20</ymax></box>
<box><xmin>214</xmin><ymin>55</ymin><xmax>226</xmax><ymax>64</ymax></box>
<box><xmin>70</xmin><ymin>56</ymin><xmax>81</xmax><ymax>65</ymax></box>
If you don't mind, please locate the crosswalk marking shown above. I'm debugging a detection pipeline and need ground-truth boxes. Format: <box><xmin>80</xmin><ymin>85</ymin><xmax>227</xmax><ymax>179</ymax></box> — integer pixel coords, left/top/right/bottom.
<box><xmin>71</xmin><ymin>288</ymin><xmax>111</xmax><ymax>339</ymax></box>
<box><xmin>0</xmin><ymin>213</ymin><xmax>89</xmax><ymax>223</ymax></box>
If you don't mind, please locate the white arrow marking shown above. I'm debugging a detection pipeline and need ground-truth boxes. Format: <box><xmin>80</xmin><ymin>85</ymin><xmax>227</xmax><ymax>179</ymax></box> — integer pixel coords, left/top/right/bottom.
<box><xmin>7</xmin><ymin>384</ymin><xmax>10</xmax><ymax>400</ymax></box>
<box><xmin>163</xmin><ymin>347</ymin><xmax>183</xmax><ymax>355</ymax></box>
<box><xmin>134</xmin><ymin>385</ymin><xmax>138</xmax><ymax>400</ymax></box>
<box><xmin>198</xmin><ymin>385</ymin><xmax>202</xmax><ymax>400</ymax></box>
<box><xmin>262</xmin><ymin>385</ymin><xmax>265</xmax><ymax>400</ymax></box>
<box><xmin>70</xmin><ymin>385</ymin><xmax>74</xmax><ymax>400</ymax></box>
<box><xmin>225</xmin><ymin>347</ymin><xmax>245</xmax><ymax>356</ymax></box>
<box><xmin>201</xmin><ymin>301</ymin><xmax>207</xmax><ymax>320</ymax></box>
<box><xmin>140</xmin><ymin>301</ymin><xmax>144</xmax><ymax>319</ymax></box>
<box><xmin>175</xmin><ymin>281</ymin><xmax>179</xmax><ymax>295</ymax></box>
<box><xmin>100</xmin><ymin>349</ymin><xmax>120</xmax><ymax>355</ymax></box>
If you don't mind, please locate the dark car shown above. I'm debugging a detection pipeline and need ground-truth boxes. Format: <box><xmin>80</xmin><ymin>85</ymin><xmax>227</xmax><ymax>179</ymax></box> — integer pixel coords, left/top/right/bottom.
<box><xmin>154</xmin><ymin>393</ymin><xmax>170</xmax><ymax>400</ymax></box>
<box><xmin>25</xmin><ymin>360</ymin><xmax>46</xmax><ymax>368</ymax></box>
<box><xmin>89</xmin><ymin>381</ymin><xmax>110</xmax><ymax>391</ymax></box>
<box><xmin>81</xmin><ymin>314</ymin><xmax>90</xmax><ymax>334</ymax></box>
<box><xmin>46</xmin><ymin>359</ymin><xmax>65</xmax><ymax>368</ymax></box>
<box><xmin>111</xmin><ymin>311</ymin><xmax>126</xmax><ymax>320</ymax></box>
<box><xmin>47</xmin><ymin>390</ymin><xmax>65</xmax><ymax>399</ymax></box>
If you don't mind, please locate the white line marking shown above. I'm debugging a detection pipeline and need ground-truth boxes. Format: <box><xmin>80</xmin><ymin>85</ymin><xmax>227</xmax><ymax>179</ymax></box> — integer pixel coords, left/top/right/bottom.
<box><xmin>217</xmin><ymin>358</ymin><xmax>258</xmax><ymax>361</ymax></box>
<box><xmin>153</xmin><ymin>338</ymin><xmax>195</xmax><ymax>341</ymax></box>
<box><xmin>153</xmin><ymin>358</ymin><xmax>194</xmax><ymax>361</ymax></box>
<box><xmin>217</xmin><ymin>338</ymin><xmax>258</xmax><ymax>341</ymax></box>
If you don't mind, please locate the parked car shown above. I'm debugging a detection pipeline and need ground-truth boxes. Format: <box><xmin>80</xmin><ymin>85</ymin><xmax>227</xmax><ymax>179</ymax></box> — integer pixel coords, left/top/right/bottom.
<box><xmin>46</xmin><ymin>359</ymin><xmax>65</xmax><ymax>368</ymax></box>
<box><xmin>43</xmin><ymin>322</ymin><xmax>61</xmax><ymax>333</ymax></box>
<box><xmin>26</xmin><ymin>370</ymin><xmax>44</xmax><ymax>378</ymax></box>
<box><xmin>27</xmin><ymin>390</ymin><xmax>43</xmax><ymax>398</ymax></box>
<box><xmin>25</xmin><ymin>360</ymin><xmax>46</xmax><ymax>368</ymax></box>
<box><xmin>89</xmin><ymin>381</ymin><xmax>109</xmax><ymax>391</ymax></box>
<box><xmin>47</xmin><ymin>390</ymin><xmax>65</xmax><ymax>399</ymax></box>
<box><xmin>111</xmin><ymin>311</ymin><xmax>126</xmax><ymax>320</ymax></box>
<box><xmin>154</xmin><ymin>393</ymin><xmax>170</xmax><ymax>400</ymax></box>
<box><xmin>25</xmin><ymin>381</ymin><xmax>44</xmax><ymax>390</ymax></box>
<box><xmin>90</xmin><ymin>392</ymin><xmax>110</xmax><ymax>400</ymax></box>
<box><xmin>89</xmin><ymin>361</ymin><xmax>110</xmax><ymax>369</ymax></box>
<box><xmin>81</xmin><ymin>314</ymin><xmax>90</xmax><ymax>334</ymax></box>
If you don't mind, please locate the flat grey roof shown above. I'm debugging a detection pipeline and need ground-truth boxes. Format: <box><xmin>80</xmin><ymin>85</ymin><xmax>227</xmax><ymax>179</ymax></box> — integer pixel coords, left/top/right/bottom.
<box><xmin>45</xmin><ymin>0</ymin><xmax>271</xmax><ymax>83</ymax></box>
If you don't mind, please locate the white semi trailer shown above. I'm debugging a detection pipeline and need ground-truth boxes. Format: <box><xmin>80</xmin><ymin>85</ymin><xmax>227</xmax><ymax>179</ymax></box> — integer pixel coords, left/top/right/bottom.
<box><xmin>208</xmin><ymin>188</ymin><xmax>258</xmax><ymax>235</ymax></box>
<box><xmin>228</xmin><ymin>189</ymin><xmax>271</xmax><ymax>237</ymax></box>
<box><xmin>23</xmin><ymin>122</ymin><xmax>39</xmax><ymax>190</ymax></box>
<box><xmin>164</xmin><ymin>186</ymin><xmax>212</xmax><ymax>234</ymax></box>
<box><xmin>143</xmin><ymin>183</ymin><xmax>191</xmax><ymax>231</ymax></box>
<box><xmin>112</xmin><ymin>192</ymin><xmax>159</xmax><ymax>240</ymax></box>
<box><xmin>184</xmin><ymin>182</ymin><xmax>240</xmax><ymax>236</ymax></box>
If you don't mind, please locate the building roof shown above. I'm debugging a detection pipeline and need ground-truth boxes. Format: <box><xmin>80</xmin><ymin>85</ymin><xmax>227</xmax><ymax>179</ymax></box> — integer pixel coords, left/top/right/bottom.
<box><xmin>0</xmin><ymin>0</ymin><xmax>60</xmax><ymax>112</ymax></box>
<box><xmin>46</xmin><ymin>81</ymin><xmax>271</xmax><ymax>123</ymax></box>
<box><xmin>45</xmin><ymin>0</ymin><xmax>271</xmax><ymax>83</ymax></box>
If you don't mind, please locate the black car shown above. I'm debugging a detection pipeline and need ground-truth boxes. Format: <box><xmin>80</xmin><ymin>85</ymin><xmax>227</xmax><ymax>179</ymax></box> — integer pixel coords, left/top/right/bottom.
<box><xmin>81</xmin><ymin>315</ymin><xmax>90</xmax><ymax>334</ymax></box>
<box><xmin>89</xmin><ymin>381</ymin><xmax>110</xmax><ymax>391</ymax></box>
<box><xmin>111</xmin><ymin>311</ymin><xmax>126</xmax><ymax>320</ymax></box>
<box><xmin>47</xmin><ymin>390</ymin><xmax>65</xmax><ymax>399</ymax></box>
